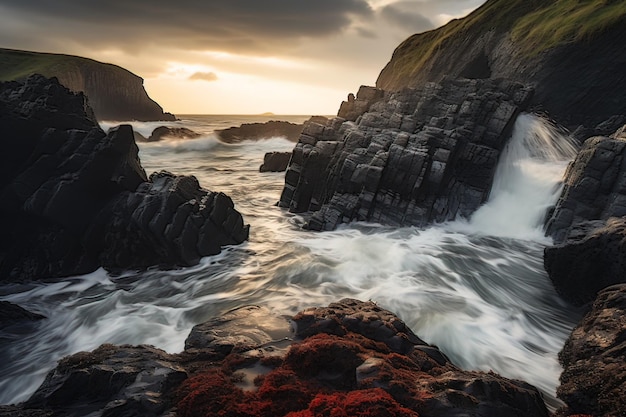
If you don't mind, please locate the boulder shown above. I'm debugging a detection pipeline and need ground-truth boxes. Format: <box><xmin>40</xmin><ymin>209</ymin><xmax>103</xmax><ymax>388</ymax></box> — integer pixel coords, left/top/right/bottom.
<box><xmin>177</xmin><ymin>299</ymin><xmax>549</xmax><ymax>417</ymax></box>
<box><xmin>24</xmin><ymin>344</ymin><xmax>187</xmax><ymax>417</ymax></box>
<box><xmin>260</xmin><ymin>152</ymin><xmax>292</xmax><ymax>172</ymax></box>
<box><xmin>3</xmin><ymin>299</ymin><xmax>551</xmax><ymax>416</ymax></box>
<box><xmin>545</xmin><ymin>126</ymin><xmax>626</xmax><ymax>305</ymax></box>
<box><xmin>216</xmin><ymin>120</ymin><xmax>304</xmax><ymax>143</ymax></box>
<box><xmin>146</xmin><ymin>126</ymin><xmax>201</xmax><ymax>142</ymax></box>
<box><xmin>0</xmin><ymin>75</ymin><xmax>248</xmax><ymax>281</ymax></box>
<box><xmin>555</xmin><ymin>284</ymin><xmax>626</xmax><ymax>417</ymax></box>
<box><xmin>279</xmin><ymin>77</ymin><xmax>533</xmax><ymax>230</ymax></box>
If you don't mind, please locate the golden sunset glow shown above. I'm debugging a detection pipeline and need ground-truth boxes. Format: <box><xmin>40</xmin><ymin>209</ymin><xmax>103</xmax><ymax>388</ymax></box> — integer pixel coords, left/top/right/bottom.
<box><xmin>0</xmin><ymin>0</ymin><xmax>487</xmax><ymax>114</ymax></box>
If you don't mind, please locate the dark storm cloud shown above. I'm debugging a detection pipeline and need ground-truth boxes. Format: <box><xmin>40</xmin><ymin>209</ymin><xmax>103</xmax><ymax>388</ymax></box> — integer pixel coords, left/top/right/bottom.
<box><xmin>380</xmin><ymin>2</ymin><xmax>433</xmax><ymax>33</ymax></box>
<box><xmin>0</xmin><ymin>0</ymin><xmax>373</xmax><ymax>53</ymax></box>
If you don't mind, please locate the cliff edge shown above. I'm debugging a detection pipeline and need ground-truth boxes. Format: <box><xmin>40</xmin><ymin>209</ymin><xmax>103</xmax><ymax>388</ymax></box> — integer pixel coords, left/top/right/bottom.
<box><xmin>0</xmin><ymin>48</ymin><xmax>175</xmax><ymax>121</ymax></box>
<box><xmin>376</xmin><ymin>0</ymin><xmax>626</xmax><ymax>129</ymax></box>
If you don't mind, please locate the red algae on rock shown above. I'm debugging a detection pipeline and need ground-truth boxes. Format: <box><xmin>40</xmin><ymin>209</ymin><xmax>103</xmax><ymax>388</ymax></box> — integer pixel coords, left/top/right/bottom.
<box><xmin>176</xmin><ymin>299</ymin><xmax>550</xmax><ymax>417</ymax></box>
<box><xmin>285</xmin><ymin>388</ymin><xmax>420</xmax><ymax>417</ymax></box>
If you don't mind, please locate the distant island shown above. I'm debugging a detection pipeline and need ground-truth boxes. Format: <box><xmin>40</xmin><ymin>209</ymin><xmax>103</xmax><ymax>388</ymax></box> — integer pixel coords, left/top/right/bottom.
<box><xmin>0</xmin><ymin>48</ymin><xmax>175</xmax><ymax>121</ymax></box>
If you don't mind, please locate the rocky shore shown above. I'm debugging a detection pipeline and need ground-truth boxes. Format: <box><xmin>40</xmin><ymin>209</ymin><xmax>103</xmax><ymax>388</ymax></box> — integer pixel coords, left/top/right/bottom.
<box><xmin>1</xmin><ymin>0</ymin><xmax>626</xmax><ymax>415</ymax></box>
<box><xmin>1</xmin><ymin>299</ymin><xmax>553</xmax><ymax>417</ymax></box>
<box><xmin>0</xmin><ymin>75</ymin><xmax>248</xmax><ymax>281</ymax></box>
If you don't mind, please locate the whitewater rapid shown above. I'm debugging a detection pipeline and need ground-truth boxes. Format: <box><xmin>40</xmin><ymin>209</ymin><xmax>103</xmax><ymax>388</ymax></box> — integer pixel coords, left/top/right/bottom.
<box><xmin>0</xmin><ymin>114</ymin><xmax>580</xmax><ymax>410</ymax></box>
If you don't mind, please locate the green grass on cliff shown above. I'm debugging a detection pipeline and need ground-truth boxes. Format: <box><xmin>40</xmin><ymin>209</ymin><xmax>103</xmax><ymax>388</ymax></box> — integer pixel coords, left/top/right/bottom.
<box><xmin>0</xmin><ymin>49</ymin><xmax>81</xmax><ymax>81</ymax></box>
<box><xmin>382</xmin><ymin>0</ymin><xmax>626</xmax><ymax>85</ymax></box>
<box><xmin>512</xmin><ymin>0</ymin><xmax>626</xmax><ymax>55</ymax></box>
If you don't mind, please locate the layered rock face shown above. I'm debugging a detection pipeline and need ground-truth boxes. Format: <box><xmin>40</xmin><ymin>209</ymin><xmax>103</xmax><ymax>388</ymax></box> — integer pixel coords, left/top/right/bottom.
<box><xmin>0</xmin><ymin>75</ymin><xmax>248</xmax><ymax>281</ymax></box>
<box><xmin>376</xmin><ymin>1</ymin><xmax>626</xmax><ymax>130</ymax></box>
<box><xmin>555</xmin><ymin>284</ymin><xmax>626</xmax><ymax>417</ymax></box>
<box><xmin>0</xmin><ymin>48</ymin><xmax>175</xmax><ymax>121</ymax></box>
<box><xmin>544</xmin><ymin>126</ymin><xmax>626</xmax><ymax>305</ymax></box>
<box><xmin>3</xmin><ymin>299</ymin><xmax>550</xmax><ymax>417</ymax></box>
<box><xmin>279</xmin><ymin>78</ymin><xmax>532</xmax><ymax>231</ymax></box>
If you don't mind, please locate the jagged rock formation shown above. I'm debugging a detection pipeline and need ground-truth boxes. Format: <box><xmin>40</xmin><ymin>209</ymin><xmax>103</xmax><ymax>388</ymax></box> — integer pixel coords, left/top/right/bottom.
<box><xmin>145</xmin><ymin>126</ymin><xmax>201</xmax><ymax>142</ymax></box>
<box><xmin>555</xmin><ymin>284</ymin><xmax>626</xmax><ymax>417</ymax></box>
<box><xmin>260</xmin><ymin>152</ymin><xmax>292</xmax><ymax>172</ymax></box>
<box><xmin>0</xmin><ymin>48</ymin><xmax>175</xmax><ymax>121</ymax></box>
<box><xmin>279</xmin><ymin>78</ymin><xmax>532</xmax><ymax>231</ymax></box>
<box><xmin>216</xmin><ymin>120</ymin><xmax>304</xmax><ymax>143</ymax></box>
<box><xmin>1</xmin><ymin>300</ymin><xmax>550</xmax><ymax>416</ymax></box>
<box><xmin>0</xmin><ymin>75</ymin><xmax>248</xmax><ymax>281</ymax></box>
<box><xmin>376</xmin><ymin>0</ymin><xmax>626</xmax><ymax>130</ymax></box>
<box><xmin>544</xmin><ymin>125</ymin><xmax>626</xmax><ymax>305</ymax></box>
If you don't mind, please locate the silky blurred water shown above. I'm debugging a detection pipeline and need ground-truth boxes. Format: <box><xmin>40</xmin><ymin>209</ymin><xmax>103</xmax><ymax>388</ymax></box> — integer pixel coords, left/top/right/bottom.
<box><xmin>0</xmin><ymin>114</ymin><xmax>581</xmax><ymax>410</ymax></box>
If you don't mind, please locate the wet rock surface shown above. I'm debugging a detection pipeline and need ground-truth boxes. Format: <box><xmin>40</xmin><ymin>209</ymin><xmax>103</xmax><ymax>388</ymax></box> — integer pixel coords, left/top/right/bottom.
<box><xmin>216</xmin><ymin>120</ymin><xmax>304</xmax><ymax>143</ymax></box>
<box><xmin>1</xmin><ymin>300</ymin><xmax>551</xmax><ymax>416</ymax></box>
<box><xmin>545</xmin><ymin>126</ymin><xmax>626</xmax><ymax>305</ymax></box>
<box><xmin>146</xmin><ymin>126</ymin><xmax>201</xmax><ymax>142</ymax></box>
<box><xmin>555</xmin><ymin>284</ymin><xmax>626</xmax><ymax>417</ymax></box>
<box><xmin>279</xmin><ymin>77</ymin><xmax>532</xmax><ymax>230</ymax></box>
<box><xmin>260</xmin><ymin>151</ymin><xmax>292</xmax><ymax>172</ymax></box>
<box><xmin>0</xmin><ymin>75</ymin><xmax>248</xmax><ymax>281</ymax></box>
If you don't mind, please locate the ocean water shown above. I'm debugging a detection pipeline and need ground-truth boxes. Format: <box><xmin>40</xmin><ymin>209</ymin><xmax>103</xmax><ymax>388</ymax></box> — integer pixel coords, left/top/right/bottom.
<box><xmin>0</xmin><ymin>113</ymin><xmax>582</xmax><ymax>410</ymax></box>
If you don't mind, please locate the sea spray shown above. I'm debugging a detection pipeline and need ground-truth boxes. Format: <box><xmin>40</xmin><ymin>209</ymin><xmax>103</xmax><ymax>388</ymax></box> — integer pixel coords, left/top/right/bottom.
<box><xmin>0</xmin><ymin>114</ymin><xmax>580</xmax><ymax>411</ymax></box>
<box><xmin>463</xmin><ymin>113</ymin><xmax>579</xmax><ymax>239</ymax></box>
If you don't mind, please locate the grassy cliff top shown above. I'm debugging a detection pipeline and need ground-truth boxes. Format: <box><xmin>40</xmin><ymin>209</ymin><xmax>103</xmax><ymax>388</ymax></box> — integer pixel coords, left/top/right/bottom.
<box><xmin>380</xmin><ymin>0</ymin><xmax>626</xmax><ymax>87</ymax></box>
<box><xmin>0</xmin><ymin>48</ymin><xmax>137</xmax><ymax>82</ymax></box>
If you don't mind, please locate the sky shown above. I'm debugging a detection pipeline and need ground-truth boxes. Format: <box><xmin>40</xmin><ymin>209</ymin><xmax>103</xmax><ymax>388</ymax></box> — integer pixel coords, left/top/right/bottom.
<box><xmin>0</xmin><ymin>0</ymin><xmax>486</xmax><ymax>115</ymax></box>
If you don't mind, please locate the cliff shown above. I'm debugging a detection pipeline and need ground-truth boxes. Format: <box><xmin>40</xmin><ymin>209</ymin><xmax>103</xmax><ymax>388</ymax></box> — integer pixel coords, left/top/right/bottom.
<box><xmin>376</xmin><ymin>0</ymin><xmax>626</xmax><ymax>129</ymax></box>
<box><xmin>0</xmin><ymin>48</ymin><xmax>175</xmax><ymax>121</ymax></box>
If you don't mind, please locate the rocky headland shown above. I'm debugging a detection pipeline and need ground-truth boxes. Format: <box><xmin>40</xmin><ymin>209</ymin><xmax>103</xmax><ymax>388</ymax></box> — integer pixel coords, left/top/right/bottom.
<box><xmin>376</xmin><ymin>0</ymin><xmax>626</xmax><ymax>130</ymax></box>
<box><xmin>0</xmin><ymin>48</ymin><xmax>176</xmax><ymax>122</ymax></box>
<box><xmin>0</xmin><ymin>75</ymin><xmax>248</xmax><ymax>282</ymax></box>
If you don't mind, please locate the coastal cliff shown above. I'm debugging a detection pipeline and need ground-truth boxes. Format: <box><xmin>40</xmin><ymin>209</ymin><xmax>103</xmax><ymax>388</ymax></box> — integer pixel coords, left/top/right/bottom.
<box><xmin>0</xmin><ymin>48</ymin><xmax>175</xmax><ymax>121</ymax></box>
<box><xmin>376</xmin><ymin>0</ymin><xmax>626</xmax><ymax>129</ymax></box>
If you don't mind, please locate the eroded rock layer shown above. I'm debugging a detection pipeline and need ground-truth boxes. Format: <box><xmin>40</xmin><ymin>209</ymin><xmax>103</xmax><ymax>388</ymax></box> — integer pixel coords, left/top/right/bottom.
<box><xmin>279</xmin><ymin>78</ymin><xmax>532</xmax><ymax>230</ymax></box>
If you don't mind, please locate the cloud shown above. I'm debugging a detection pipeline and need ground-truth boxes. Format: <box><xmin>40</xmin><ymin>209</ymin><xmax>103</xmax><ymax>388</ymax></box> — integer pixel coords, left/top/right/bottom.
<box><xmin>0</xmin><ymin>1</ymin><xmax>373</xmax><ymax>54</ymax></box>
<box><xmin>189</xmin><ymin>71</ymin><xmax>218</xmax><ymax>82</ymax></box>
<box><xmin>379</xmin><ymin>2</ymin><xmax>433</xmax><ymax>33</ymax></box>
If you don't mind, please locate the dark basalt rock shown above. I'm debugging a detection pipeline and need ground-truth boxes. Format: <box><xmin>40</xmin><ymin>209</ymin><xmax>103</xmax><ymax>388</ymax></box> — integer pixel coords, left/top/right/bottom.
<box><xmin>260</xmin><ymin>152</ymin><xmax>292</xmax><ymax>172</ymax></box>
<box><xmin>0</xmin><ymin>301</ymin><xmax>45</xmax><ymax>326</ymax></box>
<box><xmin>146</xmin><ymin>126</ymin><xmax>201</xmax><ymax>142</ymax></box>
<box><xmin>0</xmin><ymin>75</ymin><xmax>248</xmax><ymax>281</ymax></box>
<box><xmin>279</xmin><ymin>77</ymin><xmax>533</xmax><ymax>230</ymax></box>
<box><xmin>545</xmin><ymin>125</ymin><xmax>626</xmax><ymax>305</ymax></box>
<box><xmin>555</xmin><ymin>284</ymin><xmax>626</xmax><ymax>417</ymax></box>
<box><xmin>3</xmin><ymin>299</ymin><xmax>550</xmax><ymax>416</ymax></box>
<box><xmin>25</xmin><ymin>344</ymin><xmax>187</xmax><ymax>417</ymax></box>
<box><xmin>216</xmin><ymin>120</ymin><xmax>304</xmax><ymax>143</ymax></box>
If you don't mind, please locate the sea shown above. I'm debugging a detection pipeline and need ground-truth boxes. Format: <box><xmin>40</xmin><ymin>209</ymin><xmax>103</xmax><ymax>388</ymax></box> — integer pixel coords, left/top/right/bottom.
<box><xmin>0</xmin><ymin>113</ymin><xmax>582</xmax><ymax>410</ymax></box>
